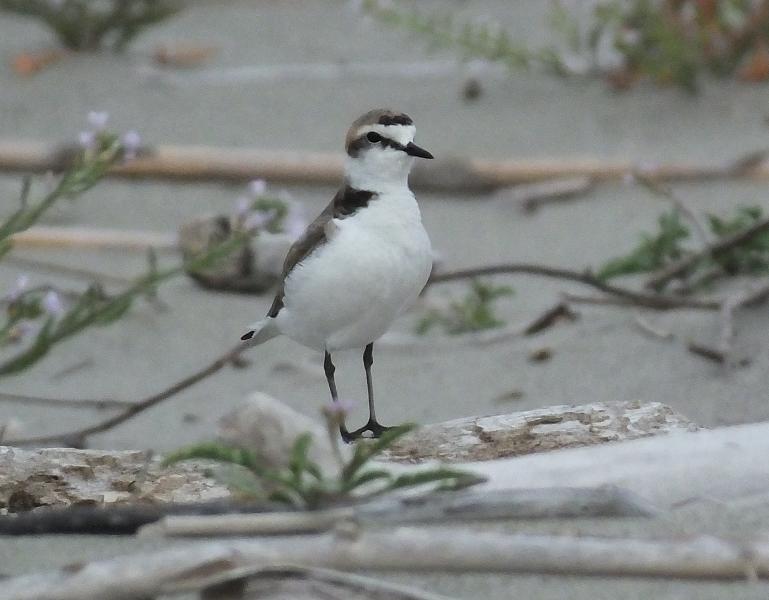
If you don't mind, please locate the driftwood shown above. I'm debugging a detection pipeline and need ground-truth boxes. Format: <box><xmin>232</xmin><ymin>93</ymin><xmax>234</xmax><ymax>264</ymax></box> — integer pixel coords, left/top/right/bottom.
<box><xmin>197</xmin><ymin>566</ymin><xmax>454</xmax><ymax>600</ymax></box>
<box><xmin>139</xmin><ymin>486</ymin><xmax>653</xmax><ymax>538</ymax></box>
<box><xmin>10</xmin><ymin>226</ymin><xmax>177</xmax><ymax>251</ymax></box>
<box><xmin>0</xmin><ymin>400</ymin><xmax>690</xmax><ymax>512</ymax></box>
<box><xmin>4</xmin><ymin>527</ymin><xmax>769</xmax><ymax>599</ymax></box>
<box><xmin>0</xmin><ymin>446</ymin><xmax>229</xmax><ymax>511</ymax></box>
<box><xmin>385</xmin><ymin>400</ymin><xmax>696</xmax><ymax>462</ymax></box>
<box><xmin>1</xmin><ymin>139</ymin><xmax>769</xmax><ymax>191</ymax></box>
<box><xmin>470</xmin><ymin>419</ymin><xmax>769</xmax><ymax>509</ymax></box>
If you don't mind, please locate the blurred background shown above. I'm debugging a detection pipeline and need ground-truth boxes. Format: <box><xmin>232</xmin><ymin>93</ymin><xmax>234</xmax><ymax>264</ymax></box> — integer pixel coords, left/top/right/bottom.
<box><xmin>3</xmin><ymin>0</ymin><xmax>769</xmax><ymax>597</ymax></box>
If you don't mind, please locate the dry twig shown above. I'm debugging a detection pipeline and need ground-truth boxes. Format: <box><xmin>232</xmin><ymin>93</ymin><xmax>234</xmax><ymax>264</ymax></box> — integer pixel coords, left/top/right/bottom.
<box><xmin>428</xmin><ymin>264</ymin><xmax>720</xmax><ymax>310</ymax></box>
<box><xmin>3</xmin><ymin>139</ymin><xmax>769</xmax><ymax>190</ymax></box>
<box><xmin>5</xmin><ymin>527</ymin><xmax>769</xmax><ymax>600</ymax></box>
<box><xmin>686</xmin><ymin>281</ymin><xmax>769</xmax><ymax>365</ymax></box>
<box><xmin>4</xmin><ymin>343</ymin><xmax>246</xmax><ymax>447</ymax></box>
<box><xmin>633</xmin><ymin>175</ymin><xmax>712</xmax><ymax>245</ymax></box>
<box><xmin>0</xmin><ymin>392</ymin><xmax>132</xmax><ymax>410</ymax></box>
<box><xmin>644</xmin><ymin>214</ymin><xmax>769</xmax><ymax>290</ymax></box>
<box><xmin>139</xmin><ymin>487</ymin><xmax>653</xmax><ymax>538</ymax></box>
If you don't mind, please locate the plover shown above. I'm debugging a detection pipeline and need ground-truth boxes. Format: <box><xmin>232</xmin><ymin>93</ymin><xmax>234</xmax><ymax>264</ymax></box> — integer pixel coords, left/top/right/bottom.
<box><xmin>241</xmin><ymin>109</ymin><xmax>434</xmax><ymax>441</ymax></box>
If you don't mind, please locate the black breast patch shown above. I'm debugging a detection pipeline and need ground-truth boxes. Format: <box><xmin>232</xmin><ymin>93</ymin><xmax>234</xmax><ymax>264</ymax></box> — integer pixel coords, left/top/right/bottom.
<box><xmin>333</xmin><ymin>186</ymin><xmax>376</xmax><ymax>218</ymax></box>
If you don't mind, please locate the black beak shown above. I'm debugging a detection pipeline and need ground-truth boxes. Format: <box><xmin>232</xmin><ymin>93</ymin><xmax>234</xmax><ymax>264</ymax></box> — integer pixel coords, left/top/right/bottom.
<box><xmin>404</xmin><ymin>142</ymin><xmax>434</xmax><ymax>159</ymax></box>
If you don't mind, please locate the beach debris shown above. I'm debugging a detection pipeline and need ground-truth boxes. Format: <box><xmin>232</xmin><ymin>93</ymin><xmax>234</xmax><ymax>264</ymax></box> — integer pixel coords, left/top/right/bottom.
<box><xmin>0</xmin><ymin>446</ymin><xmax>230</xmax><ymax>511</ymax></box>
<box><xmin>383</xmin><ymin>400</ymin><xmax>695</xmax><ymax>463</ymax></box>
<box><xmin>153</xmin><ymin>43</ymin><xmax>217</xmax><ymax>68</ymax></box>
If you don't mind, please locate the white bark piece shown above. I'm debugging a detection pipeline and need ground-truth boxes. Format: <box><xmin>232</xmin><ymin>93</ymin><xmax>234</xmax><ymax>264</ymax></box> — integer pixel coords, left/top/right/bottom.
<box><xmin>471</xmin><ymin>419</ymin><xmax>769</xmax><ymax>509</ymax></box>
<box><xmin>139</xmin><ymin>486</ymin><xmax>654</xmax><ymax>538</ymax></box>
<box><xmin>3</xmin><ymin>527</ymin><xmax>769</xmax><ymax>599</ymax></box>
<box><xmin>385</xmin><ymin>400</ymin><xmax>696</xmax><ymax>462</ymax></box>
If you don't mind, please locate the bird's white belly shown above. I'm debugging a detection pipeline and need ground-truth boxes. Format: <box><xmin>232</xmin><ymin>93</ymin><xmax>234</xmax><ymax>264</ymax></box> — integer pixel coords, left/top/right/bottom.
<box><xmin>276</xmin><ymin>216</ymin><xmax>431</xmax><ymax>352</ymax></box>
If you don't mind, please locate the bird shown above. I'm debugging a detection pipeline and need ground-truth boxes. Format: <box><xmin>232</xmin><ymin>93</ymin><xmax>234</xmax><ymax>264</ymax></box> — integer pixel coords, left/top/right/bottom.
<box><xmin>240</xmin><ymin>108</ymin><xmax>434</xmax><ymax>442</ymax></box>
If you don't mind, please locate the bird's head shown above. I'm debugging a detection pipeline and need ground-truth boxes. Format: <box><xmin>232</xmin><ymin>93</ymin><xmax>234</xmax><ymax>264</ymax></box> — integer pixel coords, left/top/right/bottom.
<box><xmin>344</xmin><ymin>109</ymin><xmax>433</xmax><ymax>191</ymax></box>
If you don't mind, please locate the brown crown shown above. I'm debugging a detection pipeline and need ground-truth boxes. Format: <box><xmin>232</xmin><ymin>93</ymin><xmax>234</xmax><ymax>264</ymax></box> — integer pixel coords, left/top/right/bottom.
<box><xmin>344</xmin><ymin>109</ymin><xmax>413</xmax><ymax>152</ymax></box>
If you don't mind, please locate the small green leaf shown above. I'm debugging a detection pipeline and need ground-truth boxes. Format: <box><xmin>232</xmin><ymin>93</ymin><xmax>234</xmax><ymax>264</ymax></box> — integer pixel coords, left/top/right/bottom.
<box><xmin>342</xmin><ymin>424</ymin><xmax>417</xmax><ymax>482</ymax></box>
<box><xmin>289</xmin><ymin>432</ymin><xmax>314</xmax><ymax>482</ymax></box>
<box><xmin>343</xmin><ymin>469</ymin><xmax>393</xmax><ymax>493</ymax></box>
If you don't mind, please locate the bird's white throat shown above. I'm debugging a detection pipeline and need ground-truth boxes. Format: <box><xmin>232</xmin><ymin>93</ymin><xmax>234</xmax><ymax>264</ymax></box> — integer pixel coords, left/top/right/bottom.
<box><xmin>344</xmin><ymin>123</ymin><xmax>417</xmax><ymax>193</ymax></box>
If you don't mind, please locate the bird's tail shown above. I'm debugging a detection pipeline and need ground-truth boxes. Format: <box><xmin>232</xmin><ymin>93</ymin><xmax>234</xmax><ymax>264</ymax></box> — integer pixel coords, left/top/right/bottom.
<box><xmin>240</xmin><ymin>317</ymin><xmax>280</xmax><ymax>347</ymax></box>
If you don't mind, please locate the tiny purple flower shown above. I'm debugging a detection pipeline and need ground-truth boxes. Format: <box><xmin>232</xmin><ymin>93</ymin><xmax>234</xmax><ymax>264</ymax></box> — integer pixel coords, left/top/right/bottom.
<box><xmin>41</xmin><ymin>290</ymin><xmax>65</xmax><ymax>317</ymax></box>
<box><xmin>248</xmin><ymin>179</ymin><xmax>267</xmax><ymax>198</ymax></box>
<box><xmin>234</xmin><ymin>196</ymin><xmax>252</xmax><ymax>219</ymax></box>
<box><xmin>243</xmin><ymin>211</ymin><xmax>271</xmax><ymax>232</ymax></box>
<box><xmin>87</xmin><ymin>111</ymin><xmax>109</xmax><ymax>131</ymax></box>
<box><xmin>121</xmin><ymin>130</ymin><xmax>141</xmax><ymax>161</ymax></box>
<box><xmin>78</xmin><ymin>130</ymin><xmax>96</xmax><ymax>150</ymax></box>
<box><xmin>326</xmin><ymin>398</ymin><xmax>356</xmax><ymax>417</ymax></box>
<box><xmin>6</xmin><ymin>274</ymin><xmax>29</xmax><ymax>302</ymax></box>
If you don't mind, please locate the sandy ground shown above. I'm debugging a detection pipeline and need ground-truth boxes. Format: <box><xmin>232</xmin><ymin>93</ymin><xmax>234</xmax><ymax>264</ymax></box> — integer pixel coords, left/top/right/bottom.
<box><xmin>2</xmin><ymin>1</ymin><xmax>769</xmax><ymax>598</ymax></box>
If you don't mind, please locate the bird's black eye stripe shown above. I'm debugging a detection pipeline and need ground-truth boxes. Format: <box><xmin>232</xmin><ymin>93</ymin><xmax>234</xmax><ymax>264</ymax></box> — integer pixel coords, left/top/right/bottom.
<box><xmin>366</xmin><ymin>131</ymin><xmax>382</xmax><ymax>143</ymax></box>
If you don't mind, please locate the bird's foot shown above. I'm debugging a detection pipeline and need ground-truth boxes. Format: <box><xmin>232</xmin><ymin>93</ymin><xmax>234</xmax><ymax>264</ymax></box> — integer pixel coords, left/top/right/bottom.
<box><xmin>341</xmin><ymin>419</ymin><xmax>392</xmax><ymax>443</ymax></box>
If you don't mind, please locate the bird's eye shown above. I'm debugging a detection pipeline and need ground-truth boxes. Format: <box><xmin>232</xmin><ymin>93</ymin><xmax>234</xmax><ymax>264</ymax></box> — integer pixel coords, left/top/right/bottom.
<box><xmin>366</xmin><ymin>132</ymin><xmax>382</xmax><ymax>143</ymax></box>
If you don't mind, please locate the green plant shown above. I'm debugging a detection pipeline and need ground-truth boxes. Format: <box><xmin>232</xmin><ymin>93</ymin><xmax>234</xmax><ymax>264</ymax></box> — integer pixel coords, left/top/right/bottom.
<box><xmin>416</xmin><ymin>279</ymin><xmax>514</xmax><ymax>335</ymax></box>
<box><xmin>597</xmin><ymin>210</ymin><xmax>690</xmax><ymax>280</ymax></box>
<box><xmin>596</xmin><ymin>204</ymin><xmax>769</xmax><ymax>287</ymax></box>
<box><xmin>0</xmin><ymin>0</ymin><xmax>183</xmax><ymax>51</ymax></box>
<box><xmin>357</xmin><ymin>0</ymin><xmax>565</xmax><ymax>74</ymax></box>
<box><xmin>0</xmin><ymin>113</ymin><xmax>249</xmax><ymax>376</ymax></box>
<box><xmin>707</xmin><ymin>206</ymin><xmax>769</xmax><ymax>275</ymax></box>
<box><xmin>165</xmin><ymin>422</ymin><xmax>482</xmax><ymax>509</ymax></box>
<box><xmin>358</xmin><ymin>0</ymin><xmax>769</xmax><ymax>92</ymax></box>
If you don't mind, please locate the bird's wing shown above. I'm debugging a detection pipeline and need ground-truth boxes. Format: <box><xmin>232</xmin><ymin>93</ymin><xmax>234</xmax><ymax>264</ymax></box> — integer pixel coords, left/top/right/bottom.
<box><xmin>265</xmin><ymin>193</ymin><xmax>335</xmax><ymax>317</ymax></box>
<box><xmin>265</xmin><ymin>185</ymin><xmax>377</xmax><ymax>318</ymax></box>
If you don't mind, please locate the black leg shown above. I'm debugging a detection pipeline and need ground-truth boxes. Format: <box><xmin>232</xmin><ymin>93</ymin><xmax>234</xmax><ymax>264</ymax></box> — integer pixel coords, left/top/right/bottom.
<box><xmin>324</xmin><ymin>351</ymin><xmax>351</xmax><ymax>442</ymax></box>
<box><xmin>347</xmin><ymin>343</ymin><xmax>391</xmax><ymax>440</ymax></box>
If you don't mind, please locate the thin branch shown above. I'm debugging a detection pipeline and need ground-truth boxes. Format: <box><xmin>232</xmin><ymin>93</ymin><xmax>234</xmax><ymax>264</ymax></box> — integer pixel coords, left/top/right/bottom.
<box><xmin>7</xmin><ymin>528</ymin><xmax>769</xmax><ymax>598</ymax></box>
<box><xmin>645</xmin><ymin>214</ymin><xmax>769</xmax><ymax>290</ymax></box>
<box><xmin>0</xmin><ymin>392</ymin><xmax>132</xmax><ymax>410</ymax></box>
<box><xmin>686</xmin><ymin>281</ymin><xmax>769</xmax><ymax>366</ymax></box>
<box><xmin>4</xmin><ymin>342</ymin><xmax>247</xmax><ymax>447</ymax></box>
<box><xmin>428</xmin><ymin>264</ymin><xmax>720</xmax><ymax>310</ymax></box>
<box><xmin>559</xmin><ymin>292</ymin><xmax>640</xmax><ymax>307</ymax></box>
<box><xmin>140</xmin><ymin>487</ymin><xmax>653</xmax><ymax>538</ymax></box>
<box><xmin>633</xmin><ymin>175</ymin><xmax>712</xmax><ymax>246</ymax></box>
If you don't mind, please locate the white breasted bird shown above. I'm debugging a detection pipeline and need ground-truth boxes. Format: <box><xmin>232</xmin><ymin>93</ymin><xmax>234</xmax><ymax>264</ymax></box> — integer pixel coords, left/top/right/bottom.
<box><xmin>241</xmin><ymin>109</ymin><xmax>434</xmax><ymax>441</ymax></box>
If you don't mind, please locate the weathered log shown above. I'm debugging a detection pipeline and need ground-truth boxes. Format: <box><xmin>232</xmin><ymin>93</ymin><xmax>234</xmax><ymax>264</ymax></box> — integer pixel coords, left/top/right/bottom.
<box><xmin>470</xmin><ymin>419</ymin><xmax>769</xmax><ymax>509</ymax></box>
<box><xmin>4</xmin><ymin>527</ymin><xmax>769</xmax><ymax>599</ymax></box>
<box><xmin>199</xmin><ymin>566</ymin><xmax>454</xmax><ymax>600</ymax></box>
<box><xmin>138</xmin><ymin>486</ymin><xmax>654</xmax><ymax>538</ymax></box>
<box><xmin>0</xmin><ymin>401</ymin><xmax>691</xmax><ymax>512</ymax></box>
<box><xmin>1</xmin><ymin>139</ymin><xmax>767</xmax><ymax>191</ymax></box>
<box><xmin>0</xmin><ymin>446</ymin><xmax>229</xmax><ymax>511</ymax></box>
<box><xmin>385</xmin><ymin>400</ymin><xmax>696</xmax><ymax>463</ymax></box>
